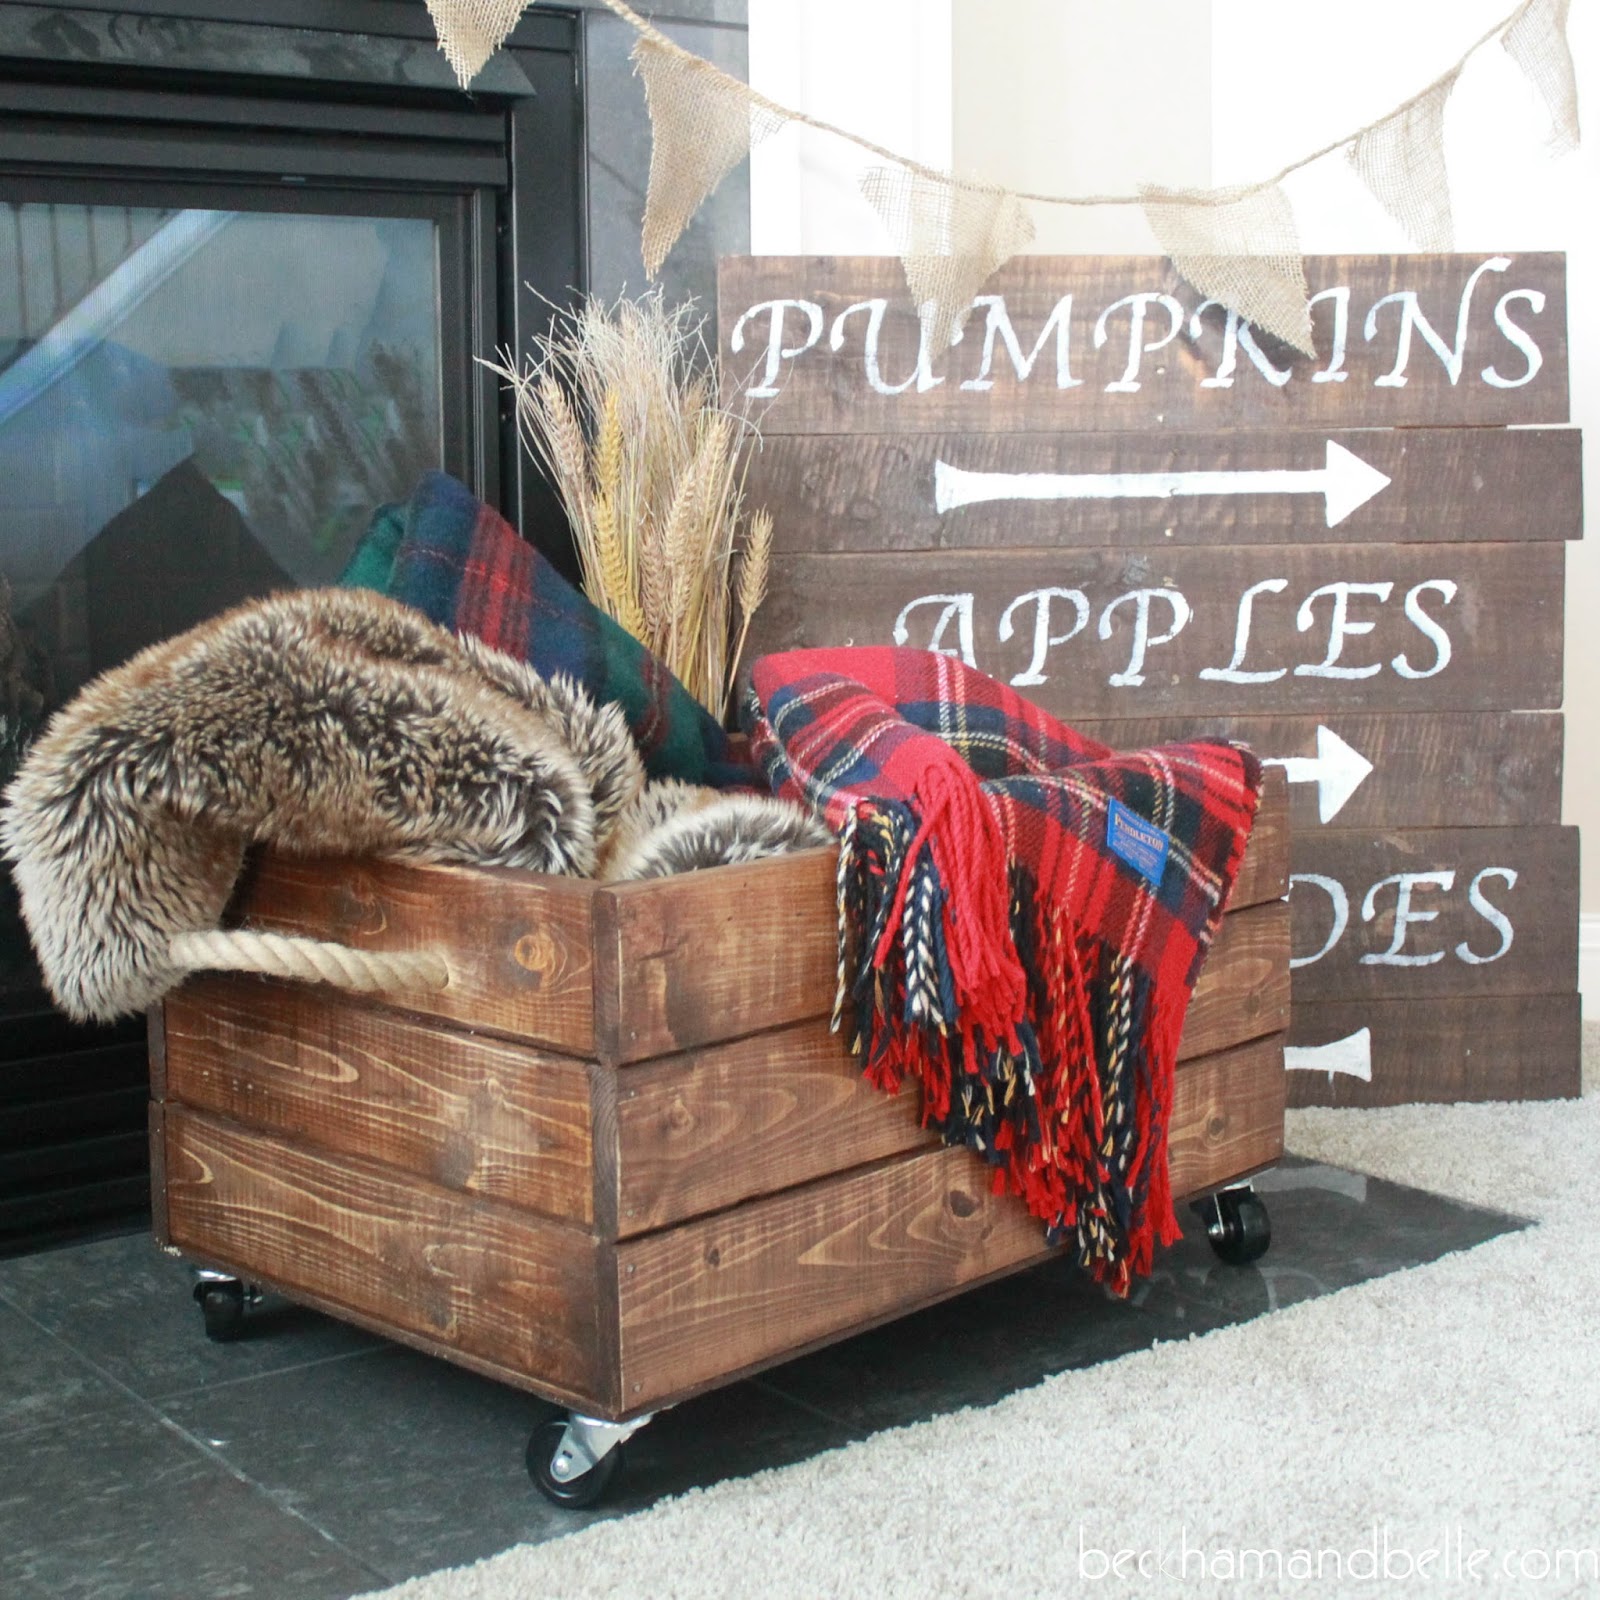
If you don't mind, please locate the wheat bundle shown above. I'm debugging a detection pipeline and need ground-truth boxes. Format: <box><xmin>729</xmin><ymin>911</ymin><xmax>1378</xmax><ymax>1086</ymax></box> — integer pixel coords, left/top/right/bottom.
<box><xmin>482</xmin><ymin>292</ymin><xmax>771</xmax><ymax>718</ymax></box>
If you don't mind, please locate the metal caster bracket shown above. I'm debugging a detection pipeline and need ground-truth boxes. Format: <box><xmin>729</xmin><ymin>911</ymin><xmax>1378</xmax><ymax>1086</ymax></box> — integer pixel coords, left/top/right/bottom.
<box><xmin>548</xmin><ymin>1412</ymin><xmax>654</xmax><ymax>1484</ymax></box>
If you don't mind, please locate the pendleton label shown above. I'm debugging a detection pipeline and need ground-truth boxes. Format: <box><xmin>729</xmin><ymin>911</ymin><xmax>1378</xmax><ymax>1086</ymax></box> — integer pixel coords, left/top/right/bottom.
<box><xmin>1106</xmin><ymin>799</ymin><xmax>1170</xmax><ymax>886</ymax></box>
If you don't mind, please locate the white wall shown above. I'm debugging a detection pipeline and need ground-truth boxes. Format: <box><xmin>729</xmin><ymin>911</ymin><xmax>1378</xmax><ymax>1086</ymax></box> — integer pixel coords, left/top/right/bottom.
<box><xmin>747</xmin><ymin>0</ymin><xmax>1595</xmax><ymax>923</ymax></box>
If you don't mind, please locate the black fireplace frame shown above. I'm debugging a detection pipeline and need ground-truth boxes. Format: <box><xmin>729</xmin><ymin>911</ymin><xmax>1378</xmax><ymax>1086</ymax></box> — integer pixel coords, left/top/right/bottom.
<box><xmin>0</xmin><ymin>0</ymin><xmax>590</xmax><ymax>1248</ymax></box>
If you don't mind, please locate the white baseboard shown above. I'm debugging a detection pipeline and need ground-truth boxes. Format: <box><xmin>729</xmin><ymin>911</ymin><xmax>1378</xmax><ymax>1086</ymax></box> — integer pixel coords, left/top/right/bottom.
<box><xmin>1581</xmin><ymin>914</ymin><xmax>1600</xmax><ymax>1010</ymax></box>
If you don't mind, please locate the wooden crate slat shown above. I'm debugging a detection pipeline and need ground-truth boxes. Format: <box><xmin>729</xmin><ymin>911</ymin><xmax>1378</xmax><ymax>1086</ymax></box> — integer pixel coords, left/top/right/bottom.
<box><xmin>596</xmin><ymin>775</ymin><xmax>1285</xmax><ymax>1065</ymax></box>
<box><xmin>611</xmin><ymin>900</ymin><xmax>1286</xmax><ymax>1237</ymax></box>
<box><xmin>160</xmin><ymin>1105</ymin><xmax>612</xmax><ymax>1407</ymax></box>
<box><xmin>1288</xmin><ymin>825</ymin><xmax>1578</xmax><ymax>1001</ymax></box>
<box><xmin>1286</xmin><ymin>993</ymin><xmax>1581</xmax><ymax>1106</ymax></box>
<box><xmin>231</xmin><ymin>853</ymin><xmax>597</xmax><ymax>1054</ymax></box>
<box><xmin>751</xmin><ymin>542</ymin><xmax>1564</xmax><ymax>719</ymax></box>
<box><xmin>595</xmin><ymin>846</ymin><xmax>842</xmax><ymax>1065</ymax></box>
<box><xmin>719</xmin><ymin>254</ymin><xmax>1569</xmax><ymax>433</ymax></box>
<box><xmin>161</xmin><ymin>977</ymin><xmax>595</xmax><ymax>1225</ymax></box>
<box><xmin>1180</xmin><ymin>901</ymin><xmax>1291</xmax><ymax>1061</ymax></box>
<box><xmin>615</xmin><ymin>1031</ymin><xmax>1284</xmax><ymax>1409</ymax></box>
<box><xmin>1078</xmin><ymin>711</ymin><xmax>1563</xmax><ymax>831</ymax></box>
<box><xmin>750</xmin><ymin>427</ymin><xmax>1583</xmax><ymax>553</ymax></box>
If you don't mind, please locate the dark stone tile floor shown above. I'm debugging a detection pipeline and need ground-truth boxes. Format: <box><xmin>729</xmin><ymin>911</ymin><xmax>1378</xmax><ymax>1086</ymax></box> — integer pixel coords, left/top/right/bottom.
<box><xmin>0</xmin><ymin>1158</ymin><xmax>1524</xmax><ymax>1599</ymax></box>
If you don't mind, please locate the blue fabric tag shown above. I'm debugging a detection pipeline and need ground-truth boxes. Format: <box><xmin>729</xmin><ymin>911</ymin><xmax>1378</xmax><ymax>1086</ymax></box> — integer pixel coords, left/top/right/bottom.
<box><xmin>1106</xmin><ymin>798</ymin><xmax>1170</xmax><ymax>886</ymax></box>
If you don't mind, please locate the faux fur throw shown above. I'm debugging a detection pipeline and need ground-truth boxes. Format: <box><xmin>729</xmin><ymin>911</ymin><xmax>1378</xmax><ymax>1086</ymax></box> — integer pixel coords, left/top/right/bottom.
<box><xmin>744</xmin><ymin>647</ymin><xmax>1263</xmax><ymax>1295</ymax></box>
<box><xmin>0</xmin><ymin>588</ymin><xmax>823</xmax><ymax>1025</ymax></box>
<box><xmin>341</xmin><ymin>471</ymin><xmax>758</xmax><ymax>791</ymax></box>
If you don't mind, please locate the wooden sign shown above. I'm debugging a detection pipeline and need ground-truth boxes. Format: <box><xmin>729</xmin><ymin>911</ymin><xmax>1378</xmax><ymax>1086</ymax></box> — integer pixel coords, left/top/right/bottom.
<box><xmin>1286</xmin><ymin>826</ymin><xmax>1577</xmax><ymax>1001</ymax></box>
<box><xmin>747</xmin><ymin>427</ymin><xmax>1583</xmax><ymax>553</ymax></box>
<box><xmin>1077</xmin><ymin>712</ymin><xmax>1562</xmax><ymax>832</ymax></box>
<box><xmin>756</xmin><ymin>543</ymin><xmax>1564</xmax><ymax>718</ymax></box>
<box><xmin>721</xmin><ymin>254</ymin><xmax>1570</xmax><ymax>434</ymax></box>
<box><xmin>1287</xmin><ymin>994</ymin><xmax>1581</xmax><ymax>1107</ymax></box>
<box><xmin>720</xmin><ymin>254</ymin><xmax>1581</xmax><ymax>1105</ymax></box>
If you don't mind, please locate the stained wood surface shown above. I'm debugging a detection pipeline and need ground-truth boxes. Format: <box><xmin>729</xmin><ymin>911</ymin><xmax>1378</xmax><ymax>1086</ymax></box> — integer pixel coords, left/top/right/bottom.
<box><xmin>1286</xmin><ymin>993</ymin><xmax>1581</xmax><ymax>1107</ymax></box>
<box><xmin>719</xmin><ymin>254</ymin><xmax>1569</xmax><ymax>433</ymax></box>
<box><xmin>752</xmin><ymin>543</ymin><xmax>1563</xmax><ymax>718</ymax></box>
<box><xmin>1287</xmin><ymin>825</ymin><xmax>1578</xmax><ymax>1001</ymax></box>
<box><xmin>1166</xmin><ymin>1033</ymin><xmax>1286</xmax><ymax>1197</ymax></box>
<box><xmin>594</xmin><ymin>848</ymin><xmax>841</xmax><ymax>1064</ymax></box>
<box><xmin>161</xmin><ymin>977</ymin><xmax>595</xmax><ymax>1224</ymax></box>
<box><xmin>615</xmin><ymin>1031</ymin><xmax>1284</xmax><ymax>1409</ymax></box>
<box><xmin>231</xmin><ymin>853</ymin><xmax>597</xmax><ymax>1053</ymax></box>
<box><xmin>160</xmin><ymin>1105</ymin><xmax>612</xmax><ymax>1408</ymax></box>
<box><xmin>610</xmin><ymin>900</ymin><xmax>1287</xmax><ymax>1235</ymax></box>
<box><xmin>749</xmin><ymin>428</ymin><xmax>1583</xmax><ymax>553</ymax></box>
<box><xmin>1080</xmin><ymin>711</ymin><xmax>1563</xmax><ymax>831</ymax></box>
<box><xmin>596</xmin><ymin>775</ymin><xmax>1286</xmax><ymax>1064</ymax></box>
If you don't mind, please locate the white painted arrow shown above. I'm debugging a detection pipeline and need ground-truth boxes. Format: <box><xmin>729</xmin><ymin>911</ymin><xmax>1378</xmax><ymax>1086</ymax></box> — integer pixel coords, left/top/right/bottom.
<box><xmin>934</xmin><ymin>439</ymin><xmax>1391</xmax><ymax>528</ymax></box>
<box><xmin>1285</xmin><ymin>1028</ymin><xmax>1373</xmax><ymax>1083</ymax></box>
<box><xmin>1262</xmin><ymin>725</ymin><xmax>1373</xmax><ymax>824</ymax></box>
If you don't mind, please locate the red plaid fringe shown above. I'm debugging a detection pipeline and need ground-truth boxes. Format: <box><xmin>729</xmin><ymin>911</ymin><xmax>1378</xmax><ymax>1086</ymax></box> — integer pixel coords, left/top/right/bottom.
<box><xmin>744</xmin><ymin>648</ymin><xmax>1263</xmax><ymax>1294</ymax></box>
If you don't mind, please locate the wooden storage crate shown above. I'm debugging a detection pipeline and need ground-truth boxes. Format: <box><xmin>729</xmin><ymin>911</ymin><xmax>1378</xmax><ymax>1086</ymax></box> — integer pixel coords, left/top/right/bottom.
<box><xmin>149</xmin><ymin>769</ymin><xmax>1289</xmax><ymax>1423</ymax></box>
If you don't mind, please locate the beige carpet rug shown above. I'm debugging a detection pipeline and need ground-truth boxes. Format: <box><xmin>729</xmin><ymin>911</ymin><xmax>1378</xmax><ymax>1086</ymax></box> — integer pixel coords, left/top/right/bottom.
<box><xmin>361</xmin><ymin>1028</ymin><xmax>1599</xmax><ymax>1600</ymax></box>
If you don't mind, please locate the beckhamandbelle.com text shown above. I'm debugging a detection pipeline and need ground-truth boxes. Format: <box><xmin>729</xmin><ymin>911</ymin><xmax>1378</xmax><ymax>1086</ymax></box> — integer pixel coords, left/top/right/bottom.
<box><xmin>1077</xmin><ymin>1526</ymin><xmax>1599</xmax><ymax>1585</ymax></box>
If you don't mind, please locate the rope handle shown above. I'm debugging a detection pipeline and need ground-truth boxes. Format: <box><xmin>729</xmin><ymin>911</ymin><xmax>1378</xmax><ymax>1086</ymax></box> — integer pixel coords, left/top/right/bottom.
<box><xmin>170</xmin><ymin>930</ymin><xmax>450</xmax><ymax>994</ymax></box>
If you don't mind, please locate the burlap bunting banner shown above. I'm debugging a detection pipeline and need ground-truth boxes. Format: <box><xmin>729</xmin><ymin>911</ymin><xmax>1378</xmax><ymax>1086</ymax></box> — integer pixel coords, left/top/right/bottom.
<box><xmin>421</xmin><ymin>0</ymin><xmax>1580</xmax><ymax>370</ymax></box>
<box><xmin>860</xmin><ymin>168</ymin><xmax>1036</xmax><ymax>345</ymax></box>
<box><xmin>1348</xmin><ymin>72</ymin><xmax>1459</xmax><ymax>252</ymax></box>
<box><xmin>1141</xmin><ymin>183</ymin><xmax>1315</xmax><ymax>357</ymax></box>
<box><xmin>1504</xmin><ymin>0</ymin><xmax>1581</xmax><ymax>153</ymax></box>
<box><xmin>637</xmin><ymin>39</ymin><xmax>786</xmax><ymax>279</ymax></box>
<box><xmin>424</xmin><ymin>0</ymin><xmax>525</xmax><ymax>87</ymax></box>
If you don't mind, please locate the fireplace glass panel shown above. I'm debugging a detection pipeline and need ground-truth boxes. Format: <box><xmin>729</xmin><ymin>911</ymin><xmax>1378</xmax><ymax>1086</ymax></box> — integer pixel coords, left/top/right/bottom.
<box><xmin>0</xmin><ymin>201</ymin><xmax>444</xmax><ymax>709</ymax></box>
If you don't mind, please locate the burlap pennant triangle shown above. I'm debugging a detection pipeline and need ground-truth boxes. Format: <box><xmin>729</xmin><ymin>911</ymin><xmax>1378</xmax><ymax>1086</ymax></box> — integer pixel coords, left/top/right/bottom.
<box><xmin>1141</xmin><ymin>182</ymin><xmax>1314</xmax><ymax>358</ymax></box>
<box><xmin>1347</xmin><ymin>71</ymin><xmax>1458</xmax><ymax>252</ymax></box>
<box><xmin>425</xmin><ymin>0</ymin><xmax>527</xmax><ymax>88</ymax></box>
<box><xmin>860</xmin><ymin>167</ymin><xmax>1035</xmax><ymax>346</ymax></box>
<box><xmin>637</xmin><ymin>39</ymin><xmax>784</xmax><ymax>278</ymax></box>
<box><xmin>1504</xmin><ymin>0</ymin><xmax>1580</xmax><ymax>154</ymax></box>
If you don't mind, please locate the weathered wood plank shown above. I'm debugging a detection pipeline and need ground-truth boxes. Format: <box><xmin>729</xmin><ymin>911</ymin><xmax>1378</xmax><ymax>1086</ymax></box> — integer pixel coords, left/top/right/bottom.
<box><xmin>148</xmin><ymin>1101</ymin><xmax>169</xmax><ymax>1247</ymax></box>
<box><xmin>594</xmin><ymin>848</ymin><xmax>841</xmax><ymax>1065</ymax></box>
<box><xmin>1288</xmin><ymin>826</ymin><xmax>1578</xmax><ymax>1001</ymax></box>
<box><xmin>1181</xmin><ymin>901</ymin><xmax>1291</xmax><ymax>1062</ymax></box>
<box><xmin>160</xmin><ymin>1105</ymin><xmax>611</xmax><ymax>1408</ymax></box>
<box><xmin>615</xmin><ymin>1031</ymin><xmax>1284</xmax><ymax>1408</ymax></box>
<box><xmin>1167</xmin><ymin>1032</ymin><xmax>1286</xmax><ymax>1198</ymax></box>
<box><xmin>231</xmin><ymin>853</ymin><xmax>597</xmax><ymax>1054</ymax></box>
<box><xmin>611</xmin><ymin>902</ymin><xmax>1287</xmax><ymax>1235</ymax></box>
<box><xmin>161</xmin><ymin>977</ymin><xmax>595</xmax><ymax>1224</ymax></box>
<box><xmin>596</xmin><ymin>775</ymin><xmax>1286</xmax><ymax>1065</ymax></box>
<box><xmin>720</xmin><ymin>253</ymin><xmax>1569</xmax><ymax>432</ymax></box>
<box><xmin>1285</xmin><ymin>993</ymin><xmax>1580</xmax><ymax>1106</ymax></box>
<box><xmin>1080</xmin><ymin>711</ymin><xmax>1563</xmax><ymax>831</ymax></box>
<box><xmin>749</xmin><ymin>428</ymin><xmax>1583</xmax><ymax>552</ymax></box>
<box><xmin>751</xmin><ymin>543</ymin><xmax>1563</xmax><ymax>718</ymax></box>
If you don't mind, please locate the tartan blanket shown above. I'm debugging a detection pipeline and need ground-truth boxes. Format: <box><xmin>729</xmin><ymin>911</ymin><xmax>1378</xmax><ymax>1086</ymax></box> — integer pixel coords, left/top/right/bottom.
<box><xmin>744</xmin><ymin>647</ymin><xmax>1263</xmax><ymax>1293</ymax></box>
<box><xmin>340</xmin><ymin>471</ymin><xmax>756</xmax><ymax>790</ymax></box>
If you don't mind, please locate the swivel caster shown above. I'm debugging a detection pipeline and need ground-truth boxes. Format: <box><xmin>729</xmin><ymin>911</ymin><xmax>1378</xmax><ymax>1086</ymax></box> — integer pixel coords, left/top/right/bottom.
<box><xmin>527</xmin><ymin>1412</ymin><xmax>653</xmax><ymax>1510</ymax></box>
<box><xmin>191</xmin><ymin>1271</ymin><xmax>259</xmax><ymax>1342</ymax></box>
<box><xmin>1193</xmin><ymin>1185</ymin><xmax>1271</xmax><ymax>1266</ymax></box>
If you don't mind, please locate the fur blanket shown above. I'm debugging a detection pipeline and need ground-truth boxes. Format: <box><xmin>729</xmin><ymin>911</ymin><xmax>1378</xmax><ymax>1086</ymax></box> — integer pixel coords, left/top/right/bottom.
<box><xmin>0</xmin><ymin>589</ymin><xmax>825</xmax><ymax>1024</ymax></box>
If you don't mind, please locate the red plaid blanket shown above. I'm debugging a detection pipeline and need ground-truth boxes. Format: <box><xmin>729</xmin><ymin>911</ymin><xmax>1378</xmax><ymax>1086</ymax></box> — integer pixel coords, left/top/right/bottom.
<box><xmin>744</xmin><ymin>647</ymin><xmax>1263</xmax><ymax>1293</ymax></box>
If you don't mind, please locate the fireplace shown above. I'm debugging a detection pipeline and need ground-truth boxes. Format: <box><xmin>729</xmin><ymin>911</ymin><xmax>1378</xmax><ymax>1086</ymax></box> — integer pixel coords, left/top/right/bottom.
<box><xmin>0</xmin><ymin>0</ymin><xmax>596</xmax><ymax>1247</ymax></box>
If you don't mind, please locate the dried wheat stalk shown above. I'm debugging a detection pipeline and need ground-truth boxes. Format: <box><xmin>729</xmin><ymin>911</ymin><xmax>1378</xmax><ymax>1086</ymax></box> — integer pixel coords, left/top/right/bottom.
<box><xmin>479</xmin><ymin>291</ymin><xmax>770</xmax><ymax>715</ymax></box>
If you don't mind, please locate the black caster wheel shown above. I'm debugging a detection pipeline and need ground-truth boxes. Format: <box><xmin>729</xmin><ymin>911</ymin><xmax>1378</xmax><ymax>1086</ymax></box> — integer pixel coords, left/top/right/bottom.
<box><xmin>527</xmin><ymin>1417</ymin><xmax>622</xmax><ymax>1509</ymax></box>
<box><xmin>1196</xmin><ymin>1188</ymin><xmax>1271</xmax><ymax>1266</ymax></box>
<box><xmin>195</xmin><ymin>1280</ymin><xmax>246</xmax><ymax>1342</ymax></box>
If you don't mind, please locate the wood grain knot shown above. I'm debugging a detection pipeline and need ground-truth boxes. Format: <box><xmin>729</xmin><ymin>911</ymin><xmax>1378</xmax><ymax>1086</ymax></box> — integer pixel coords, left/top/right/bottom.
<box><xmin>1206</xmin><ymin>1114</ymin><xmax>1228</xmax><ymax>1140</ymax></box>
<box><xmin>946</xmin><ymin>1189</ymin><xmax>979</xmax><ymax>1219</ymax></box>
<box><xmin>704</xmin><ymin>1245</ymin><xmax>721</xmax><ymax>1267</ymax></box>
<box><xmin>512</xmin><ymin>929</ymin><xmax>561</xmax><ymax>984</ymax></box>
